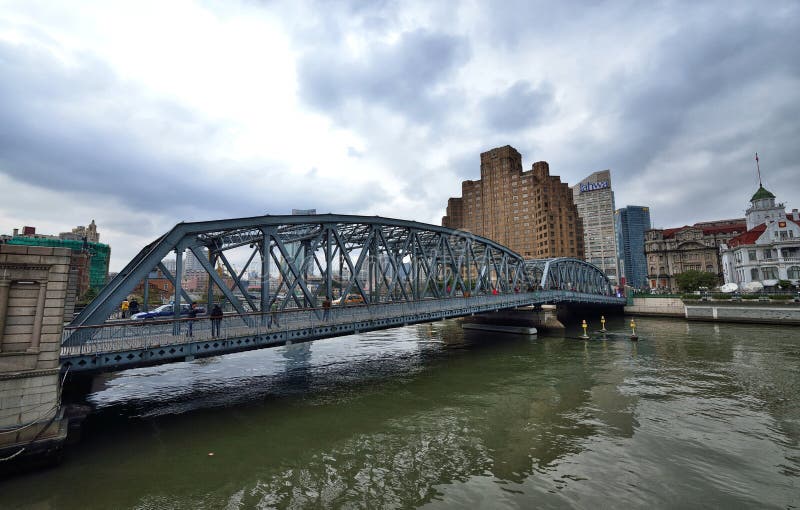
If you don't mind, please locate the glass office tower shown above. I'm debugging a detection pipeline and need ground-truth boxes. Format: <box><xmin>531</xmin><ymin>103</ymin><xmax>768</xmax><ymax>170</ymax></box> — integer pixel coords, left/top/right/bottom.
<box><xmin>615</xmin><ymin>206</ymin><xmax>651</xmax><ymax>289</ymax></box>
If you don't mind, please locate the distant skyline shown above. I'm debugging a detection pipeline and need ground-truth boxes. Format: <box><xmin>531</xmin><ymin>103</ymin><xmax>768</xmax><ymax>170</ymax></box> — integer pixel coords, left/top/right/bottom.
<box><xmin>1</xmin><ymin>1</ymin><xmax>798</xmax><ymax>271</ymax></box>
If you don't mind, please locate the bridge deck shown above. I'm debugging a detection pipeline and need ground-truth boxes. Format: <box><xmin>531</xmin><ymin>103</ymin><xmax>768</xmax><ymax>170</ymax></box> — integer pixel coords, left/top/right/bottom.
<box><xmin>61</xmin><ymin>292</ymin><xmax>624</xmax><ymax>373</ymax></box>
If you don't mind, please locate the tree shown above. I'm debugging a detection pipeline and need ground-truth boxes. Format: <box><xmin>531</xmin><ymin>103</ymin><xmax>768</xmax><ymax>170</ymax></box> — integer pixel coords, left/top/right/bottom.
<box><xmin>676</xmin><ymin>270</ymin><xmax>718</xmax><ymax>292</ymax></box>
<box><xmin>777</xmin><ymin>279</ymin><xmax>792</xmax><ymax>290</ymax></box>
<box><xmin>77</xmin><ymin>286</ymin><xmax>99</xmax><ymax>306</ymax></box>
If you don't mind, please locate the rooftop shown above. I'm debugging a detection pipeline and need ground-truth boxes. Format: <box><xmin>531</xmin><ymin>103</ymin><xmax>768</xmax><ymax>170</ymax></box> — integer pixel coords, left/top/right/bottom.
<box><xmin>750</xmin><ymin>185</ymin><xmax>776</xmax><ymax>202</ymax></box>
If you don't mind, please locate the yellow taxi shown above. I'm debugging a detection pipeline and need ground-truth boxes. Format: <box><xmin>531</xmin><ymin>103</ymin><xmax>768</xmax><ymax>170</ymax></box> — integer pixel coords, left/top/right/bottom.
<box><xmin>332</xmin><ymin>294</ymin><xmax>365</xmax><ymax>306</ymax></box>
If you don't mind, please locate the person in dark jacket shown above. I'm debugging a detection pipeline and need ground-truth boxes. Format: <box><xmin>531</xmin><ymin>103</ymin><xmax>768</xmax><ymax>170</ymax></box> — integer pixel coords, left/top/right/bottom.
<box><xmin>210</xmin><ymin>304</ymin><xmax>223</xmax><ymax>337</ymax></box>
<box><xmin>129</xmin><ymin>298</ymin><xmax>140</xmax><ymax>316</ymax></box>
<box><xmin>187</xmin><ymin>302</ymin><xmax>199</xmax><ymax>337</ymax></box>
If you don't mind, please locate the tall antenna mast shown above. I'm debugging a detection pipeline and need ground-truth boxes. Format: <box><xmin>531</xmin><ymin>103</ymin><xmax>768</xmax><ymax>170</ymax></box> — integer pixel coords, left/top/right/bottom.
<box><xmin>755</xmin><ymin>152</ymin><xmax>762</xmax><ymax>187</ymax></box>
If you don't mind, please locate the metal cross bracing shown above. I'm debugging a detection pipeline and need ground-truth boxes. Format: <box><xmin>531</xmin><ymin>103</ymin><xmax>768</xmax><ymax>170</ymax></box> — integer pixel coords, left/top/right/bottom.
<box><xmin>62</xmin><ymin>214</ymin><xmax>624</xmax><ymax>371</ymax></box>
<box><xmin>69</xmin><ymin>214</ymin><xmax>539</xmax><ymax>334</ymax></box>
<box><xmin>524</xmin><ymin>258</ymin><xmax>616</xmax><ymax>295</ymax></box>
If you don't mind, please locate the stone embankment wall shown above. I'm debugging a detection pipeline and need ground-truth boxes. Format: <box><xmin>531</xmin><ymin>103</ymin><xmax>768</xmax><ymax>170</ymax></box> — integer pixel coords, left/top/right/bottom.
<box><xmin>626</xmin><ymin>296</ymin><xmax>800</xmax><ymax>325</ymax></box>
<box><xmin>684</xmin><ymin>302</ymin><xmax>800</xmax><ymax>325</ymax></box>
<box><xmin>624</xmin><ymin>297</ymin><xmax>685</xmax><ymax>317</ymax></box>
<box><xmin>0</xmin><ymin>245</ymin><xmax>71</xmax><ymax>467</ymax></box>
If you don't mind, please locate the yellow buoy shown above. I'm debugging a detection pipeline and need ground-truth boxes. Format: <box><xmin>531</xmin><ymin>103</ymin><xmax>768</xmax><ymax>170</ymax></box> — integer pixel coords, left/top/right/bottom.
<box><xmin>580</xmin><ymin>319</ymin><xmax>589</xmax><ymax>339</ymax></box>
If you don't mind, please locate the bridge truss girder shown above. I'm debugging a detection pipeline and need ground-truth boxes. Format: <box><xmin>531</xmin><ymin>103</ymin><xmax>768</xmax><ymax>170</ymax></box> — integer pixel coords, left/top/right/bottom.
<box><xmin>69</xmin><ymin>215</ymin><xmax>541</xmax><ymax>340</ymax></box>
<box><xmin>524</xmin><ymin>258</ymin><xmax>614</xmax><ymax>296</ymax></box>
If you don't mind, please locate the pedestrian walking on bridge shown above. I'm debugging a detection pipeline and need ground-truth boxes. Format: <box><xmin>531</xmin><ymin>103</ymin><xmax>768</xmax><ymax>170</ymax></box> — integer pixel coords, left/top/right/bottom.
<box><xmin>322</xmin><ymin>297</ymin><xmax>331</xmax><ymax>322</ymax></box>
<box><xmin>270</xmin><ymin>300</ymin><xmax>280</xmax><ymax>328</ymax></box>
<box><xmin>210</xmin><ymin>304</ymin><xmax>223</xmax><ymax>338</ymax></box>
<box><xmin>187</xmin><ymin>302</ymin><xmax>199</xmax><ymax>337</ymax></box>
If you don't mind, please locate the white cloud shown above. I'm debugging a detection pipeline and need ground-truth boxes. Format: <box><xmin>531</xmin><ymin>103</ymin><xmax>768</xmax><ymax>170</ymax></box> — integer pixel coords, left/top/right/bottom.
<box><xmin>0</xmin><ymin>0</ymin><xmax>798</xmax><ymax>271</ymax></box>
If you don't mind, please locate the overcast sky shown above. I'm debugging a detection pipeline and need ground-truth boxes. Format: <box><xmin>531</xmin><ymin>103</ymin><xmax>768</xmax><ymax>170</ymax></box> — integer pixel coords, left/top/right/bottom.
<box><xmin>1</xmin><ymin>0</ymin><xmax>798</xmax><ymax>271</ymax></box>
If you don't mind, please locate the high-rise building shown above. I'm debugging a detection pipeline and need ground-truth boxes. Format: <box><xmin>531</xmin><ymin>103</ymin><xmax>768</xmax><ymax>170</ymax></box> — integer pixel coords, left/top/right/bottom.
<box><xmin>614</xmin><ymin>206</ymin><xmax>652</xmax><ymax>289</ymax></box>
<box><xmin>60</xmin><ymin>220</ymin><xmax>100</xmax><ymax>243</ymax></box>
<box><xmin>281</xmin><ymin>209</ymin><xmax>318</xmax><ymax>282</ymax></box>
<box><xmin>572</xmin><ymin>170</ymin><xmax>618</xmax><ymax>283</ymax></box>
<box><xmin>184</xmin><ymin>248</ymin><xmax>208</xmax><ymax>273</ymax></box>
<box><xmin>442</xmin><ymin>145</ymin><xmax>584</xmax><ymax>259</ymax></box>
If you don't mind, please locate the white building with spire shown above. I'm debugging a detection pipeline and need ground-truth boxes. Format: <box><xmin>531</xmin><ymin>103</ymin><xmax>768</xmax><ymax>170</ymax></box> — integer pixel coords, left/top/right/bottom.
<box><xmin>720</xmin><ymin>177</ymin><xmax>800</xmax><ymax>287</ymax></box>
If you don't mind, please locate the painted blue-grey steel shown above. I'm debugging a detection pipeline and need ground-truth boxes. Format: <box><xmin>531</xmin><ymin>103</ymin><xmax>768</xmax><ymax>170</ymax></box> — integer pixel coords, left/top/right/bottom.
<box><xmin>64</xmin><ymin>214</ymin><xmax>619</xmax><ymax>361</ymax></box>
<box><xmin>61</xmin><ymin>290</ymin><xmax>625</xmax><ymax>373</ymax></box>
<box><xmin>69</xmin><ymin>214</ymin><xmax>535</xmax><ymax>331</ymax></box>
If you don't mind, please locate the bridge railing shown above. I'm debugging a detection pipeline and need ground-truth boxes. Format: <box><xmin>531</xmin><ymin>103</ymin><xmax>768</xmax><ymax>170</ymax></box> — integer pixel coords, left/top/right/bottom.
<box><xmin>61</xmin><ymin>290</ymin><xmax>625</xmax><ymax>357</ymax></box>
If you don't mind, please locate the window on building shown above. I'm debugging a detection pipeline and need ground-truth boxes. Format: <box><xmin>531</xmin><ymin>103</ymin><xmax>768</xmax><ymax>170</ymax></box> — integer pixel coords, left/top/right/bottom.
<box><xmin>748</xmin><ymin>249</ymin><xmax>757</xmax><ymax>260</ymax></box>
<box><xmin>788</xmin><ymin>266</ymin><xmax>800</xmax><ymax>279</ymax></box>
<box><xmin>761</xmin><ymin>267</ymin><xmax>778</xmax><ymax>280</ymax></box>
<box><xmin>751</xmin><ymin>268</ymin><xmax>759</xmax><ymax>280</ymax></box>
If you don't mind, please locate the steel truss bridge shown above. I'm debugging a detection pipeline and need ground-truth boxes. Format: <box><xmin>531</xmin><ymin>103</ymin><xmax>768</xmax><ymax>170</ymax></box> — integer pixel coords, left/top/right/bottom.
<box><xmin>63</xmin><ymin>214</ymin><xmax>624</xmax><ymax>373</ymax></box>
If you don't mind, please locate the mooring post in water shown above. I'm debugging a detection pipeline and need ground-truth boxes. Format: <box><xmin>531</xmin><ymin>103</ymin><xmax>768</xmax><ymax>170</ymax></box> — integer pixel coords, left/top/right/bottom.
<box><xmin>630</xmin><ymin>319</ymin><xmax>638</xmax><ymax>341</ymax></box>
<box><xmin>600</xmin><ymin>315</ymin><xmax>606</xmax><ymax>332</ymax></box>
<box><xmin>580</xmin><ymin>319</ymin><xmax>589</xmax><ymax>339</ymax></box>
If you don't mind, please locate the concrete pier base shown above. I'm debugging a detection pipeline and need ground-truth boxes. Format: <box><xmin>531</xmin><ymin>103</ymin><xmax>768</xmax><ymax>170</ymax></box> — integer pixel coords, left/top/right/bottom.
<box><xmin>465</xmin><ymin>305</ymin><xmax>565</xmax><ymax>335</ymax></box>
<box><xmin>0</xmin><ymin>245</ymin><xmax>72</xmax><ymax>473</ymax></box>
<box><xmin>461</xmin><ymin>323</ymin><xmax>537</xmax><ymax>335</ymax></box>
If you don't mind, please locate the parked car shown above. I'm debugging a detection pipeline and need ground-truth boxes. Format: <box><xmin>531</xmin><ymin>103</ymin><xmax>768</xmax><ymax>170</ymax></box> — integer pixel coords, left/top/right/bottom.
<box><xmin>131</xmin><ymin>304</ymin><xmax>205</xmax><ymax>320</ymax></box>
<box><xmin>332</xmin><ymin>294</ymin><xmax>365</xmax><ymax>306</ymax></box>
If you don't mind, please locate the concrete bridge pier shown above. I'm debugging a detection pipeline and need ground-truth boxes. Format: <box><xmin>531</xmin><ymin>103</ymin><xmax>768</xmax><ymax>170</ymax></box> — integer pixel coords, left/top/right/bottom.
<box><xmin>0</xmin><ymin>245</ymin><xmax>72</xmax><ymax>472</ymax></box>
<box><xmin>465</xmin><ymin>305</ymin><xmax>566</xmax><ymax>335</ymax></box>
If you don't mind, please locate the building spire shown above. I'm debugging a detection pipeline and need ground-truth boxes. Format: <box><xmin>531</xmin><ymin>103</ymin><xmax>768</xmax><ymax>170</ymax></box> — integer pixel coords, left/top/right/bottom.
<box><xmin>755</xmin><ymin>152</ymin><xmax>762</xmax><ymax>187</ymax></box>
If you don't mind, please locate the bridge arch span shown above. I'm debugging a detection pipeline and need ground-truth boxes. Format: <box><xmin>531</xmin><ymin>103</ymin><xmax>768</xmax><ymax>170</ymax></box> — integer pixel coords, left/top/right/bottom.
<box><xmin>525</xmin><ymin>258</ymin><xmax>615</xmax><ymax>296</ymax></box>
<box><xmin>71</xmin><ymin>214</ymin><xmax>537</xmax><ymax>331</ymax></box>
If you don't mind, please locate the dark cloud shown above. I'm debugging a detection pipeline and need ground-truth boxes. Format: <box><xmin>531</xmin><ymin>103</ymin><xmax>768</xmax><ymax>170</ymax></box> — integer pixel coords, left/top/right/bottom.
<box><xmin>297</xmin><ymin>28</ymin><xmax>470</xmax><ymax>125</ymax></box>
<box><xmin>0</xmin><ymin>40</ymin><xmax>387</xmax><ymax>223</ymax></box>
<box><xmin>479</xmin><ymin>80</ymin><xmax>555</xmax><ymax>133</ymax></box>
<box><xmin>533</xmin><ymin>3</ymin><xmax>800</xmax><ymax>227</ymax></box>
<box><xmin>2</xmin><ymin>0</ymin><xmax>799</xmax><ymax>268</ymax></box>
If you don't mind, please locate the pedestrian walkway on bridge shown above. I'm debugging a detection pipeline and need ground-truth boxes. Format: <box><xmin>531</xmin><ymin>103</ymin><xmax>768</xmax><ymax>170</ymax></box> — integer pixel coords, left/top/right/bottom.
<box><xmin>61</xmin><ymin>290</ymin><xmax>623</xmax><ymax>373</ymax></box>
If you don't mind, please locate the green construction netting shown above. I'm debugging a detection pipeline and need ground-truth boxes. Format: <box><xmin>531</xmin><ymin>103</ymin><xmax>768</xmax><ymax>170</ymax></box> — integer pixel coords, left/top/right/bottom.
<box><xmin>6</xmin><ymin>237</ymin><xmax>111</xmax><ymax>289</ymax></box>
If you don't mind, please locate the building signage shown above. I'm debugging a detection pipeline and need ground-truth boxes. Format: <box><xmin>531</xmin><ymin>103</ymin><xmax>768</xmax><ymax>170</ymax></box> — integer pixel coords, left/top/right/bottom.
<box><xmin>580</xmin><ymin>181</ymin><xmax>609</xmax><ymax>193</ymax></box>
<box><xmin>778</xmin><ymin>221</ymin><xmax>787</xmax><ymax>227</ymax></box>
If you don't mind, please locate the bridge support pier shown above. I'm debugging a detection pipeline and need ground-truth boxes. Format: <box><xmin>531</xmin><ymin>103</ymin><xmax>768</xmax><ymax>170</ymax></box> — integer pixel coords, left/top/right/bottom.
<box><xmin>0</xmin><ymin>245</ymin><xmax>72</xmax><ymax>473</ymax></box>
<box><xmin>465</xmin><ymin>305</ymin><xmax>565</xmax><ymax>335</ymax></box>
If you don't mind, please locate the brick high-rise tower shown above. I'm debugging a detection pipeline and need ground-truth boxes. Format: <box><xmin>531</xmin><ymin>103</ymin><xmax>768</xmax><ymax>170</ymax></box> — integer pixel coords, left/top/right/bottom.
<box><xmin>442</xmin><ymin>145</ymin><xmax>584</xmax><ymax>259</ymax></box>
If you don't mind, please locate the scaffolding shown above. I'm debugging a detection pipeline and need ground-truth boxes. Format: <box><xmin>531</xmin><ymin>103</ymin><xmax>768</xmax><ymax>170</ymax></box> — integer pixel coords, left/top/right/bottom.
<box><xmin>6</xmin><ymin>237</ymin><xmax>111</xmax><ymax>289</ymax></box>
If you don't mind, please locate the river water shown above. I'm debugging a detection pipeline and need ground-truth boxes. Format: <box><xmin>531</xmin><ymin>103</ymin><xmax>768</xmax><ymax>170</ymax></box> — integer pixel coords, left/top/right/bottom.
<box><xmin>1</xmin><ymin>316</ymin><xmax>798</xmax><ymax>509</ymax></box>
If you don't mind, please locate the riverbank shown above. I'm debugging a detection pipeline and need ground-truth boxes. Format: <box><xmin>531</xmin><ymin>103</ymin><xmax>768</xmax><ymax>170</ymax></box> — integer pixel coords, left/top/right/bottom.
<box><xmin>624</xmin><ymin>297</ymin><xmax>684</xmax><ymax>317</ymax></box>
<box><xmin>625</xmin><ymin>296</ymin><xmax>800</xmax><ymax>325</ymax></box>
<box><xmin>684</xmin><ymin>301</ymin><xmax>800</xmax><ymax>325</ymax></box>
